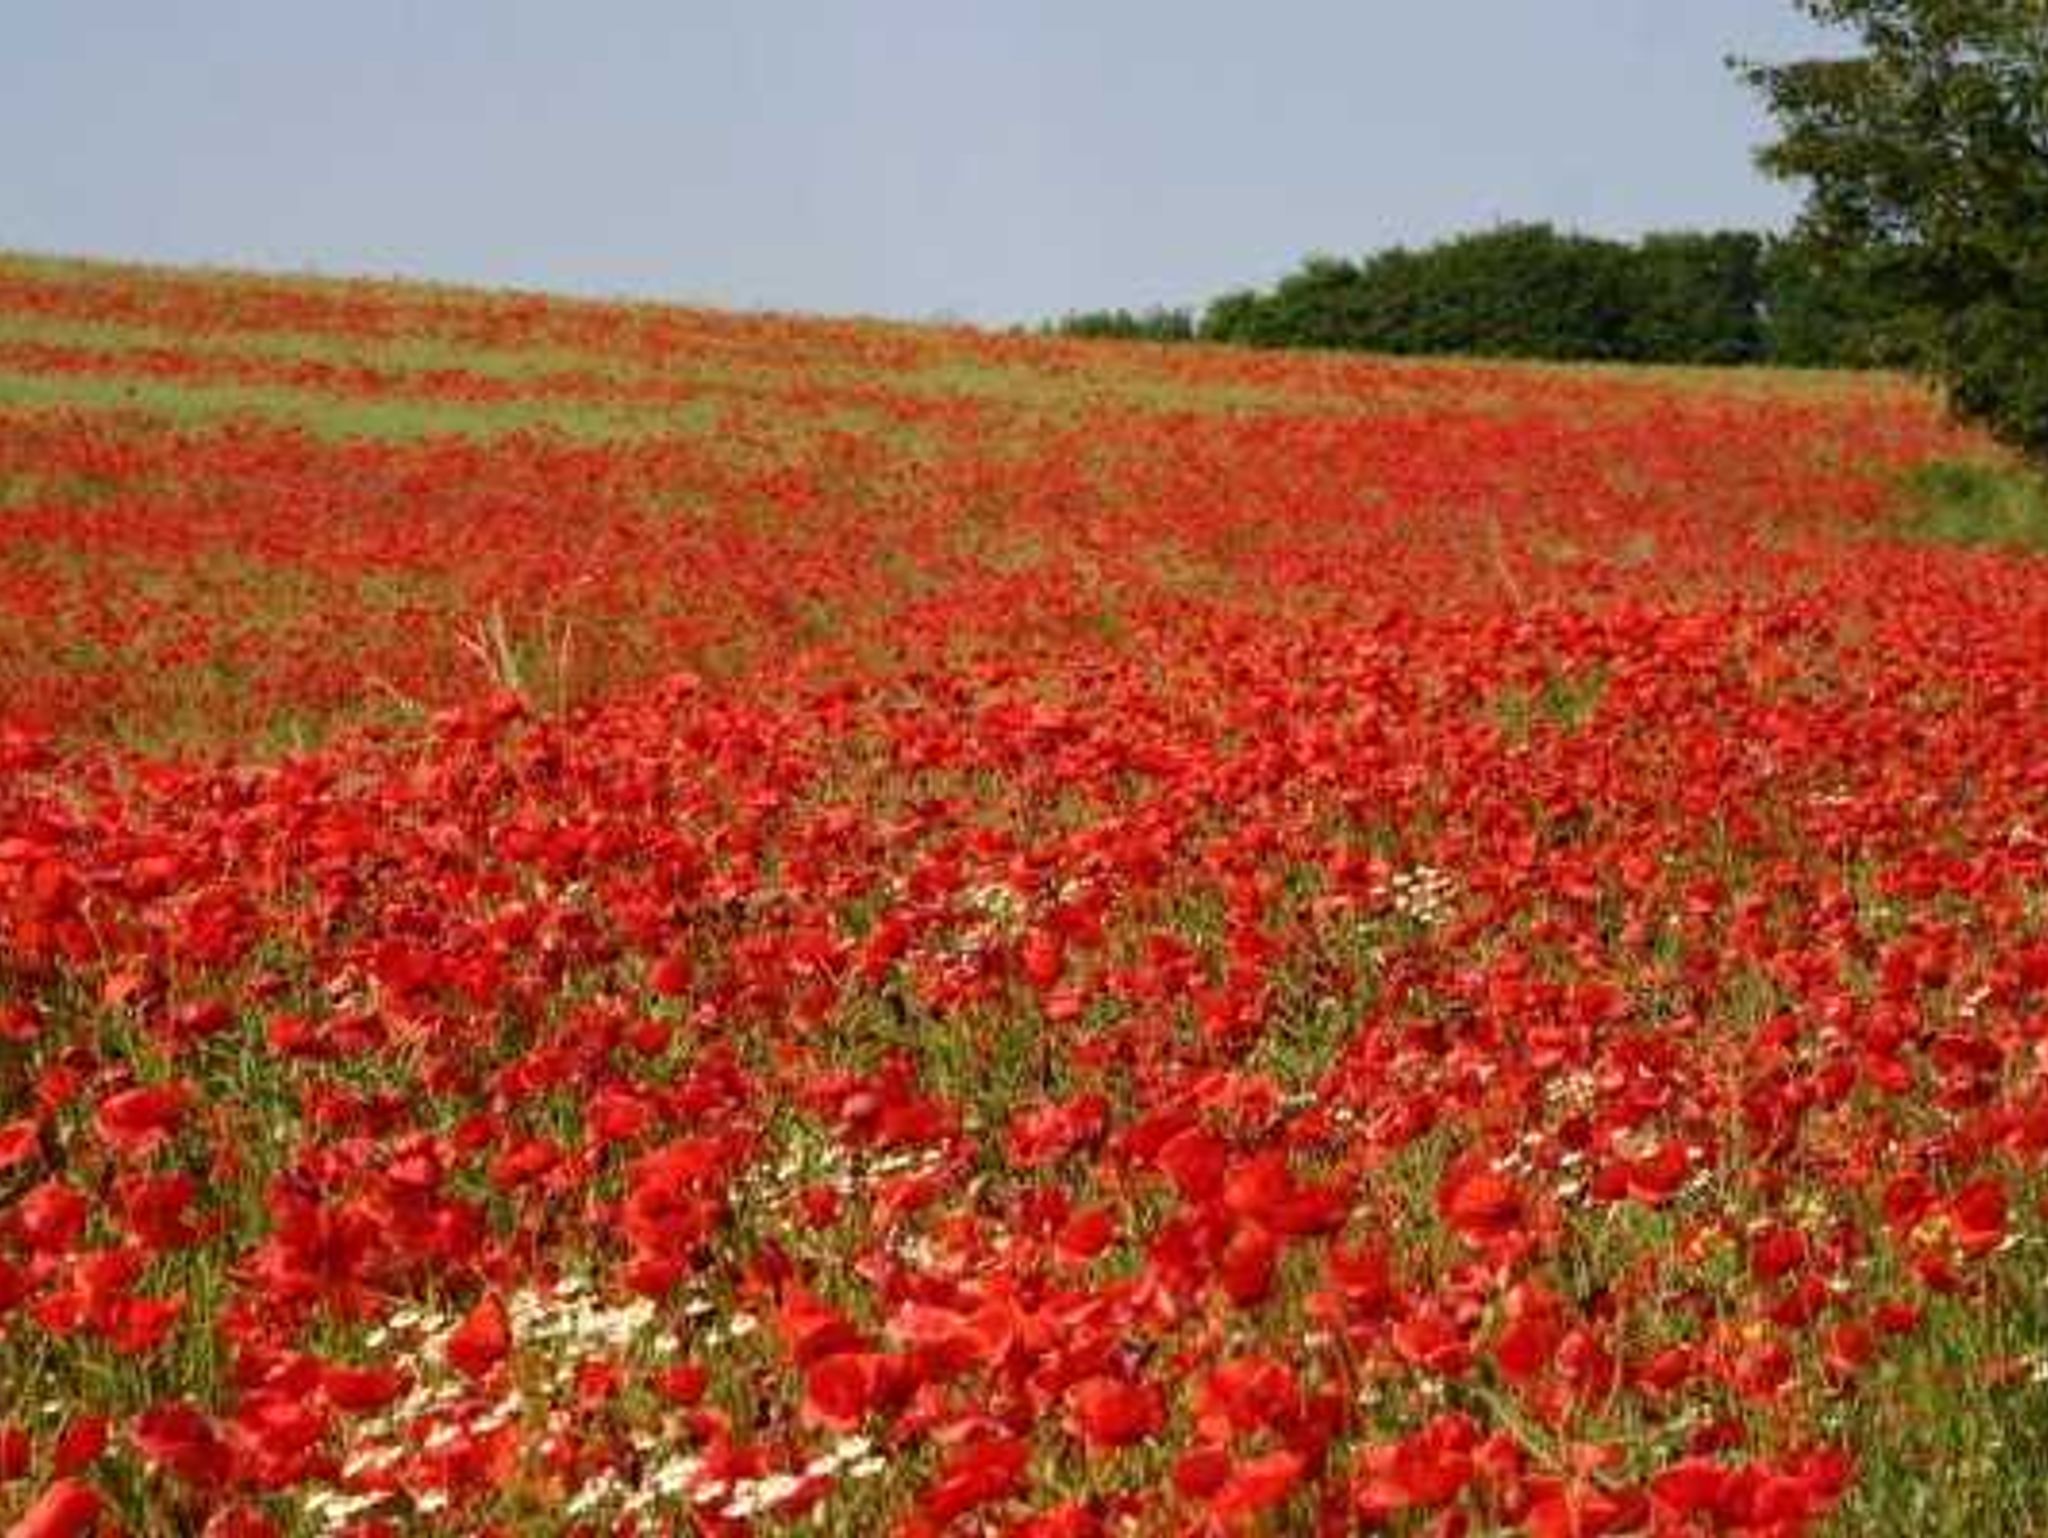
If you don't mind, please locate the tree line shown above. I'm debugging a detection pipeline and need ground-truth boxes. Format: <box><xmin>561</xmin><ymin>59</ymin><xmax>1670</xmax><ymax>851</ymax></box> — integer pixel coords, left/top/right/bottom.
<box><xmin>1048</xmin><ymin>224</ymin><xmax>1901</xmax><ymax>369</ymax></box>
<box><xmin>1057</xmin><ymin>1</ymin><xmax>2045</xmax><ymax>464</ymax></box>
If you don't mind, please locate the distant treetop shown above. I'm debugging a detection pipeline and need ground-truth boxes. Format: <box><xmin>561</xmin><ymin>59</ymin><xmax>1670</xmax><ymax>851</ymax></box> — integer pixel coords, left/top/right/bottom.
<box><xmin>1050</xmin><ymin>223</ymin><xmax>1900</xmax><ymax>369</ymax></box>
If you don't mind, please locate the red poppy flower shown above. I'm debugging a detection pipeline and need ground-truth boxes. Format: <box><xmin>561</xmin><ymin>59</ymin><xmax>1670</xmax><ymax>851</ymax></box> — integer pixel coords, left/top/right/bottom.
<box><xmin>1066</xmin><ymin>1376</ymin><xmax>1164</xmax><ymax>1451</ymax></box>
<box><xmin>93</xmin><ymin>1082</ymin><xmax>192</xmax><ymax>1159</ymax></box>
<box><xmin>1437</xmin><ymin>1161</ymin><xmax>1524</xmax><ymax>1246</ymax></box>
<box><xmin>445</xmin><ymin>1292</ymin><xmax>511</xmax><ymax>1381</ymax></box>
<box><xmin>5</xmin><ymin>1477</ymin><xmax>101</xmax><ymax>1538</ymax></box>
<box><xmin>0</xmin><ymin>1119</ymin><xmax>39</xmax><ymax>1174</ymax></box>
<box><xmin>131</xmin><ymin>1404</ymin><xmax>229</xmax><ymax>1489</ymax></box>
<box><xmin>923</xmin><ymin>1435</ymin><xmax>1031</xmax><ymax>1522</ymax></box>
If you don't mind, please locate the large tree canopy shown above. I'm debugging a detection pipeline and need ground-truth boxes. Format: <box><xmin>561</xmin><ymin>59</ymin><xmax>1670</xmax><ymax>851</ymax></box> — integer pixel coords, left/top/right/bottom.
<box><xmin>1739</xmin><ymin>0</ymin><xmax>2048</xmax><ymax>457</ymax></box>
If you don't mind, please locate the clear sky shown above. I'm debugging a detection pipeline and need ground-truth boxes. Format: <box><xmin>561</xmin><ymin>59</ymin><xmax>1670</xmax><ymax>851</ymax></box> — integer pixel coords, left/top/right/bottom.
<box><xmin>4</xmin><ymin>1</ymin><xmax>1834</xmax><ymax>324</ymax></box>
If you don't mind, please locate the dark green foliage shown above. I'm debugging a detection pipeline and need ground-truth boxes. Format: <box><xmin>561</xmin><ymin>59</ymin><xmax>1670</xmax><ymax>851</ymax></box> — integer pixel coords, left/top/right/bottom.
<box><xmin>1198</xmin><ymin>289</ymin><xmax>1282</xmax><ymax>347</ymax></box>
<box><xmin>1757</xmin><ymin>238</ymin><xmax>1900</xmax><ymax>365</ymax></box>
<box><xmin>1626</xmin><ymin>231</ymin><xmax>1770</xmax><ymax>364</ymax></box>
<box><xmin>1389</xmin><ymin>225</ymin><xmax>1641</xmax><ymax>360</ymax></box>
<box><xmin>1249</xmin><ymin>254</ymin><xmax>1384</xmax><ymax>350</ymax></box>
<box><xmin>1739</xmin><ymin>0</ymin><xmax>2048</xmax><ymax>458</ymax></box>
<box><xmin>1196</xmin><ymin>224</ymin><xmax>1877</xmax><ymax>366</ymax></box>
<box><xmin>1049</xmin><ymin>225</ymin><xmax>1922</xmax><ymax>371</ymax></box>
<box><xmin>1048</xmin><ymin>306</ymin><xmax>1196</xmax><ymax>343</ymax></box>
<box><xmin>1200</xmin><ymin>226</ymin><xmax>1649</xmax><ymax>361</ymax></box>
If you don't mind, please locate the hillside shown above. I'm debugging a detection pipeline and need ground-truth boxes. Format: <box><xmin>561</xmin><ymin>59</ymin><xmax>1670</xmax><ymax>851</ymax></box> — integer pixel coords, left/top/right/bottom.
<box><xmin>3</xmin><ymin>254</ymin><xmax>2047</xmax><ymax>1536</ymax></box>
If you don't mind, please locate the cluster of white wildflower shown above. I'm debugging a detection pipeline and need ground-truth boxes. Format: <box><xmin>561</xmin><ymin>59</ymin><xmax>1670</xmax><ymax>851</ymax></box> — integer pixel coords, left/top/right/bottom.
<box><xmin>1544</xmin><ymin>1070</ymin><xmax>1597</xmax><ymax>1111</ymax></box>
<box><xmin>963</xmin><ymin>881</ymin><xmax>1028</xmax><ymax>931</ymax></box>
<box><xmin>561</xmin><ymin>1432</ymin><xmax>888</xmax><ymax>1525</ymax></box>
<box><xmin>761</xmin><ymin>1131</ymin><xmax>858</xmax><ymax>1197</ymax></box>
<box><xmin>869</xmin><ymin>1145</ymin><xmax>950</xmax><ymax>1179</ymax></box>
<box><xmin>296</xmin><ymin>1184</ymin><xmax>919</xmax><ymax>1534</ymax></box>
<box><xmin>1382</xmin><ymin>865</ymin><xmax>1457</xmax><ymax>927</ymax></box>
<box><xmin>303</xmin><ymin>1487</ymin><xmax>401</xmax><ymax>1532</ymax></box>
<box><xmin>742</xmin><ymin>1123</ymin><xmax>948</xmax><ymax>1216</ymax></box>
<box><xmin>1494</xmin><ymin>1130</ymin><xmax>1546</xmax><ymax>1179</ymax></box>
<box><xmin>935</xmin><ymin>879</ymin><xmax>1033</xmax><ymax>961</ymax></box>
<box><xmin>1553</xmin><ymin>1149</ymin><xmax>1588</xmax><ymax>1205</ymax></box>
<box><xmin>301</xmin><ymin>1275</ymin><xmax>685</xmax><ymax>1536</ymax></box>
<box><xmin>688</xmin><ymin>1298</ymin><xmax>760</xmax><ymax>1346</ymax></box>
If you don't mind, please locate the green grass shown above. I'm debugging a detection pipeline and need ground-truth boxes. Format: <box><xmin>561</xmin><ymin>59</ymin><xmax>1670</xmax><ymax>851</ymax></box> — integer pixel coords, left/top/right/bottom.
<box><xmin>1831</xmin><ymin>1251</ymin><xmax>2048</xmax><ymax>1535</ymax></box>
<box><xmin>1897</xmin><ymin>459</ymin><xmax>2048</xmax><ymax>553</ymax></box>
<box><xmin>0</xmin><ymin>310</ymin><xmax>692</xmax><ymax>391</ymax></box>
<box><xmin>0</xmin><ymin>368</ymin><xmax>724</xmax><ymax>442</ymax></box>
<box><xmin>1491</xmin><ymin>665</ymin><xmax>1611</xmax><ymax>744</ymax></box>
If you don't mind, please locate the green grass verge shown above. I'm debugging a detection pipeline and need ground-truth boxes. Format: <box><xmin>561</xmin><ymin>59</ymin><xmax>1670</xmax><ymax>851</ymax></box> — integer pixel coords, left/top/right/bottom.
<box><xmin>1898</xmin><ymin>459</ymin><xmax>2048</xmax><ymax>553</ymax></box>
<box><xmin>1831</xmin><ymin>1255</ymin><xmax>2048</xmax><ymax>1535</ymax></box>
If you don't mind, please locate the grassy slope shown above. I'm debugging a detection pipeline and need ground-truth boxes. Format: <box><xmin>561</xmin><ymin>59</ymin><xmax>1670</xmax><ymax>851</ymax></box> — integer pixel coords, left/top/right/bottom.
<box><xmin>2</xmin><ymin>252</ymin><xmax>2045</xmax><ymax>1536</ymax></box>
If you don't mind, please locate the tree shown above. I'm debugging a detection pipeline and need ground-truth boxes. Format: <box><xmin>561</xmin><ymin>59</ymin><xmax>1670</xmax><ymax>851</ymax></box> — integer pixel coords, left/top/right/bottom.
<box><xmin>1259</xmin><ymin>254</ymin><xmax>1378</xmax><ymax>349</ymax></box>
<box><xmin>1627</xmin><ymin>231</ymin><xmax>1769</xmax><ymax>365</ymax></box>
<box><xmin>1738</xmin><ymin>1</ymin><xmax>2048</xmax><ymax>457</ymax></box>
<box><xmin>1198</xmin><ymin>288</ymin><xmax>1276</xmax><ymax>345</ymax></box>
<box><xmin>1350</xmin><ymin>225</ymin><xmax>1644</xmax><ymax>361</ymax></box>
<box><xmin>1199</xmin><ymin>228</ymin><xmax>1664</xmax><ymax>362</ymax></box>
<box><xmin>1049</xmin><ymin>306</ymin><xmax>1195</xmax><ymax>343</ymax></box>
<box><xmin>1758</xmin><ymin>236</ymin><xmax>1923</xmax><ymax>367</ymax></box>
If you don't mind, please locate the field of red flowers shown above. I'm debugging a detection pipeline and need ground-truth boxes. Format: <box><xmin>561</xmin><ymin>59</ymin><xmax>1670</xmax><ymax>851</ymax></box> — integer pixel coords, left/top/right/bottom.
<box><xmin>3</xmin><ymin>253</ymin><xmax>2047</xmax><ymax>1537</ymax></box>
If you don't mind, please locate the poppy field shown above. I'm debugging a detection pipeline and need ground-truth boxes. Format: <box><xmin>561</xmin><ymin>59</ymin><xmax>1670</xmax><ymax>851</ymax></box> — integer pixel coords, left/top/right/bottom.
<box><xmin>3</xmin><ymin>253</ymin><xmax>2048</xmax><ymax>1536</ymax></box>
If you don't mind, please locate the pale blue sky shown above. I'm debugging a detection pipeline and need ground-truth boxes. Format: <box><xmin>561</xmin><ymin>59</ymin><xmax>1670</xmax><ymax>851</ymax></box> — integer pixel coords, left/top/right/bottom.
<box><xmin>4</xmin><ymin>2</ymin><xmax>1832</xmax><ymax>323</ymax></box>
